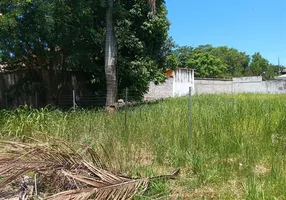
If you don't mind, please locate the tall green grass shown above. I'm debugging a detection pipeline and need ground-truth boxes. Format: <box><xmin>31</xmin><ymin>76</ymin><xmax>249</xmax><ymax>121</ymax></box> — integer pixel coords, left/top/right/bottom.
<box><xmin>1</xmin><ymin>94</ymin><xmax>286</xmax><ymax>199</ymax></box>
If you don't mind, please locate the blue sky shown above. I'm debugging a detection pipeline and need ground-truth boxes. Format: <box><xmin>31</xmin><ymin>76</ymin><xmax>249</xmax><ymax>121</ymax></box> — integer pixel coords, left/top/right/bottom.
<box><xmin>166</xmin><ymin>0</ymin><xmax>286</xmax><ymax>65</ymax></box>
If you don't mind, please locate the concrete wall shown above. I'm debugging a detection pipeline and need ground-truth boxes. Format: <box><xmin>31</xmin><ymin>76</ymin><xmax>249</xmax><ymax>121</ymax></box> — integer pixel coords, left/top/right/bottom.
<box><xmin>233</xmin><ymin>76</ymin><xmax>262</xmax><ymax>82</ymax></box>
<box><xmin>264</xmin><ymin>81</ymin><xmax>286</xmax><ymax>94</ymax></box>
<box><xmin>144</xmin><ymin>68</ymin><xmax>195</xmax><ymax>100</ymax></box>
<box><xmin>195</xmin><ymin>79</ymin><xmax>286</xmax><ymax>94</ymax></box>
<box><xmin>173</xmin><ymin>68</ymin><xmax>195</xmax><ymax>97</ymax></box>
<box><xmin>195</xmin><ymin>80</ymin><xmax>233</xmax><ymax>94</ymax></box>
<box><xmin>144</xmin><ymin>77</ymin><xmax>173</xmax><ymax>100</ymax></box>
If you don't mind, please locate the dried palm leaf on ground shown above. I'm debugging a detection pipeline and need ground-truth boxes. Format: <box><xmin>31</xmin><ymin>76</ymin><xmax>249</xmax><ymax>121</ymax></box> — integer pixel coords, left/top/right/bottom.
<box><xmin>0</xmin><ymin>140</ymin><xmax>105</xmax><ymax>192</ymax></box>
<box><xmin>0</xmin><ymin>140</ymin><xmax>179</xmax><ymax>200</ymax></box>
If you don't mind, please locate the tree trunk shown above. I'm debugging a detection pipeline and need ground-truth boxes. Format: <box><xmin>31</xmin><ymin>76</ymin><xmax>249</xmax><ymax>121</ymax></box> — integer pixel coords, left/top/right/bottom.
<box><xmin>105</xmin><ymin>0</ymin><xmax>117</xmax><ymax>108</ymax></box>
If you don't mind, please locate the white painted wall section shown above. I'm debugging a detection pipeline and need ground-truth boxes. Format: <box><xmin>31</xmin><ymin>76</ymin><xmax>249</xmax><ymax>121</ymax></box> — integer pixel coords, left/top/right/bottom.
<box><xmin>173</xmin><ymin>68</ymin><xmax>195</xmax><ymax>97</ymax></box>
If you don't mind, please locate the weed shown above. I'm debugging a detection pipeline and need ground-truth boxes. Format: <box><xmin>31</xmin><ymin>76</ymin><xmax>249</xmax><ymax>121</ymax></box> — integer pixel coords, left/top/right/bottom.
<box><xmin>1</xmin><ymin>94</ymin><xmax>286</xmax><ymax>198</ymax></box>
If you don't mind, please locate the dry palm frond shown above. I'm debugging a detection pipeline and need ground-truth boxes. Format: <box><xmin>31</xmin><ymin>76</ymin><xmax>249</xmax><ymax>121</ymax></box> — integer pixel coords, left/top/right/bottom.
<box><xmin>0</xmin><ymin>140</ymin><xmax>179</xmax><ymax>200</ymax></box>
<box><xmin>0</xmin><ymin>140</ymin><xmax>104</xmax><ymax>190</ymax></box>
<box><xmin>45</xmin><ymin>188</ymin><xmax>97</xmax><ymax>200</ymax></box>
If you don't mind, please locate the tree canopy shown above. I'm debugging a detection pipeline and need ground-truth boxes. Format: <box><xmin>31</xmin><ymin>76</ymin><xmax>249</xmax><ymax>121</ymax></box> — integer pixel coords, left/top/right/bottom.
<box><xmin>0</xmin><ymin>0</ymin><xmax>284</xmax><ymax>107</ymax></box>
<box><xmin>0</xmin><ymin>0</ymin><xmax>172</xmax><ymax>100</ymax></box>
<box><xmin>171</xmin><ymin>45</ymin><xmax>282</xmax><ymax>79</ymax></box>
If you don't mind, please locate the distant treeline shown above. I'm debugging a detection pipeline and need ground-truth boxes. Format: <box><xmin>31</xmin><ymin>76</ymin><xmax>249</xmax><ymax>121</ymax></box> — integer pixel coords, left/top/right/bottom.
<box><xmin>167</xmin><ymin>45</ymin><xmax>284</xmax><ymax>79</ymax></box>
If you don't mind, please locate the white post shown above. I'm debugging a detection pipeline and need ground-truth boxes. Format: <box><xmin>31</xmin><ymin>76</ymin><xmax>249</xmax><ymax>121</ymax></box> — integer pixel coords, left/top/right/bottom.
<box><xmin>192</xmin><ymin>69</ymin><xmax>195</xmax><ymax>94</ymax></box>
<box><xmin>172</xmin><ymin>70</ymin><xmax>176</xmax><ymax>97</ymax></box>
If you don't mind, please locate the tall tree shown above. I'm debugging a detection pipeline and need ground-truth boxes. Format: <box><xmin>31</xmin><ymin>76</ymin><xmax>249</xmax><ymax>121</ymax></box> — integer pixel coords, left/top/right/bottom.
<box><xmin>195</xmin><ymin>45</ymin><xmax>250</xmax><ymax>77</ymax></box>
<box><xmin>172</xmin><ymin>46</ymin><xmax>194</xmax><ymax>67</ymax></box>
<box><xmin>0</xmin><ymin>0</ymin><xmax>171</xmax><ymax>107</ymax></box>
<box><xmin>0</xmin><ymin>0</ymin><xmax>105</xmax><ymax>103</ymax></box>
<box><xmin>249</xmin><ymin>52</ymin><xmax>270</xmax><ymax>76</ymax></box>
<box><xmin>188</xmin><ymin>52</ymin><xmax>227</xmax><ymax>78</ymax></box>
<box><xmin>104</xmin><ymin>0</ymin><xmax>156</xmax><ymax>108</ymax></box>
<box><xmin>210</xmin><ymin>46</ymin><xmax>250</xmax><ymax>77</ymax></box>
<box><xmin>105</xmin><ymin>0</ymin><xmax>117</xmax><ymax>107</ymax></box>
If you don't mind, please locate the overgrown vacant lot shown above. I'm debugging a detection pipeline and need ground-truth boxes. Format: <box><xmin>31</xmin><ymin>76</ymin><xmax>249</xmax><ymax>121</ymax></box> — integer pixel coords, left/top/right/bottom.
<box><xmin>1</xmin><ymin>94</ymin><xmax>286</xmax><ymax>199</ymax></box>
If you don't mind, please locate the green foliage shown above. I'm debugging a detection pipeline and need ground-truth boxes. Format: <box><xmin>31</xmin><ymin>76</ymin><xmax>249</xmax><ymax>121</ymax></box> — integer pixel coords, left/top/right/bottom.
<box><xmin>188</xmin><ymin>52</ymin><xmax>227</xmax><ymax>78</ymax></box>
<box><xmin>0</xmin><ymin>0</ymin><xmax>172</xmax><ymax>97</ymax></box>
<box><xmin>116</xmin><ymin>0</ymin><xmax>172</xmax><ymax>93</ymax></box>
<box><xmin>209</xmin><ymin>46</ymin><xmax>250</xmax><ymax>77</ymax></box>
<box><xmin>2</xmin><ymin>94</ymin><xmax>286</xmax><ymax>198</ymax></box>
<box><xmin>165</xmin><ymin>53</ymin><xmax>180</xmax><ymax>70</ymax></box>
<box><xmin>172</xmin><ymin>46</ymin><xmax>194</xmax><ymax>67</ymax></box>
<box><xmin>249</xmin><ymin>53</ymin><xmax>269</xmax><ymax>75</ymax></box>
<box><xmin>173</xmin><ymin>44</ymin><xmax>281</xmax><ymax>79</ymax></box>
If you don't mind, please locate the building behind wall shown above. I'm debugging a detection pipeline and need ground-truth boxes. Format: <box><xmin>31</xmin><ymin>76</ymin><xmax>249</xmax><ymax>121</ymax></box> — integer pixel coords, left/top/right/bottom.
<box><xmin>144</xmin><ymin>68</ymin><xmax>195</xmax><ymax>100</ymax></box>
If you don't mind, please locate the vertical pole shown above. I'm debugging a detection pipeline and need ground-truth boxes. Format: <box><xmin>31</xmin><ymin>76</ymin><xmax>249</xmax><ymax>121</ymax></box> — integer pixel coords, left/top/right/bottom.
<box><xmin>124</xmin><ymin>88</ymin><xmax>128</xmax><ymax>130</ymax></box>
<box><xmin>34</xmin><ymin>173</ymin><xmax>38</xmax><ymax>196</ymax></box>
<box><xmin>35</xmin><ymin>92</ymin><xmax>38</xmax><ymax>109</ymax></box>
<box><xmin>5</xmin><ymin>93</ymin><xmax>8</xmax><ymax>109</ymax></box>
<box><xmin>73</xmin><ymin>90</ymin><xmax>76</xmax><ymax>110</ymax></box>
<box><xmin>189</xmin><ymin>87</ymin><xmax>192</xmax><ymax>139</ymax></box>
<box><xmin>192</xmin><ymin>69</ymin><xmax>195</xmax><ymax>93</ymax></box>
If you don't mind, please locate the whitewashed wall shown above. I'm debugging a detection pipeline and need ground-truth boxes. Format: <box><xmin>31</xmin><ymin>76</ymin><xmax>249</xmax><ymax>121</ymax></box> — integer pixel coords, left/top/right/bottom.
<box><xmin>145</xmin><ymin>68</ymin><xmax>195</xmax><ymax>100</ymax></box>
<box><xmin>173</xmin><ymin>68</ymin><xmax>195</xmax><ymax>96</ymax></box>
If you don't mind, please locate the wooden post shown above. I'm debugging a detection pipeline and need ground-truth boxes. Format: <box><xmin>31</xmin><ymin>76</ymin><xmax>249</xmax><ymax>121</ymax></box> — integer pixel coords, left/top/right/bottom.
<box><xmin>73</xmin><ymin>90</ymin><xmax>76</xmax><ymax>110</ymax></box>
<box><xmin>5</xmin><ymin>93</ymin><xmax>8</xmax><ymax>109</ymax></box>
<box><xmin>124</xmin><ymin>88</ymin><xmax>128</xmax><ymax>129</ymax></box>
